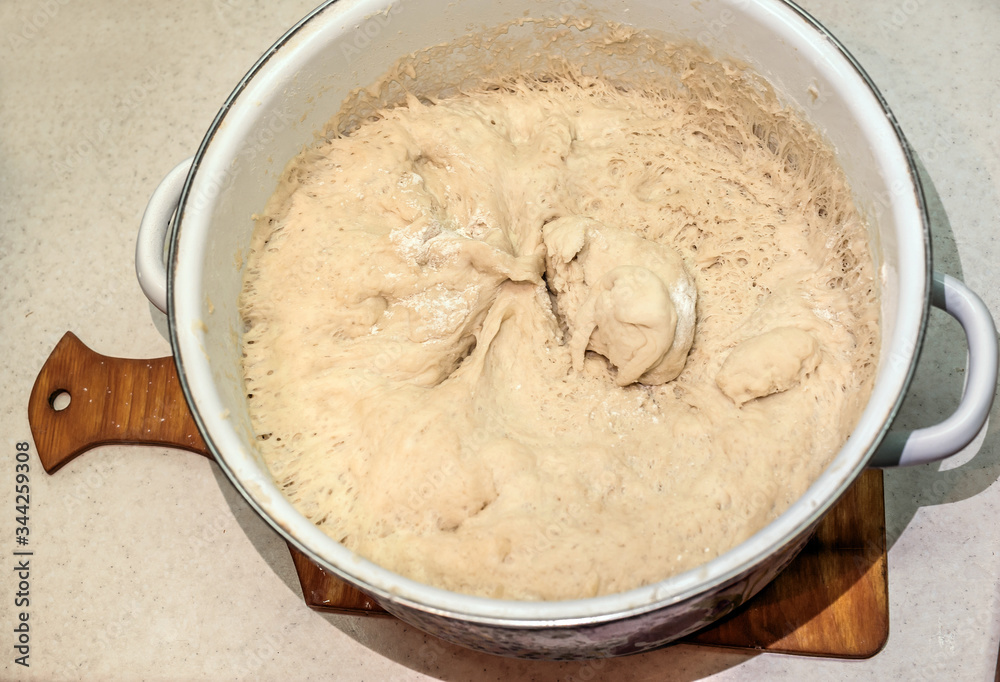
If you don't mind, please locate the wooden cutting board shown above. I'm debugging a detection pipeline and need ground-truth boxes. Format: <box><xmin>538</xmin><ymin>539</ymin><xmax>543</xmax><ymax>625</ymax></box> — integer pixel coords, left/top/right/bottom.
<box><xmin>28</xmin><ymin>332</ymin><xmax>889</xmax><ymax>658</ymax></box>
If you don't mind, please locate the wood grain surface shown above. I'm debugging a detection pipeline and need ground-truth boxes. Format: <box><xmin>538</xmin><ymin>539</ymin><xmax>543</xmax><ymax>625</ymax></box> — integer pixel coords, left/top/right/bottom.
<box><xmin>29</xmin><ymin>332</ymin><xmax>889</xmax><ymax>658</ymax></box>
<box><xmin>28</xmin><ymin>332</ymin><xmax>208</xmax><ymax>473</ymax></box>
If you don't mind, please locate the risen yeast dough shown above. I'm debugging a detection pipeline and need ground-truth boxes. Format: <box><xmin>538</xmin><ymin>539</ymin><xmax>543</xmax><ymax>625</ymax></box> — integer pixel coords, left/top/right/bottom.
<box><xmin>240</xmin><ymin>37</ymin><xmax>878</xmax><ymax>600</ymax></box>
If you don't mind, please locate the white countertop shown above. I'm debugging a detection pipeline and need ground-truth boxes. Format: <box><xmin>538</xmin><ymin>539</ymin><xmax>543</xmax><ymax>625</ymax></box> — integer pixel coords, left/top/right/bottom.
<box><xmin>2</xmin><ymin>0</ymin><xmax>998</xmax><ymax>679</ymax></box>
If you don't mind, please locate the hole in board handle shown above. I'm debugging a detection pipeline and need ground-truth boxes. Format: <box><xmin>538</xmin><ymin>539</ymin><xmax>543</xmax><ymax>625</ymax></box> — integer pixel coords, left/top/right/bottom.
<box><xmin>48</xmin><ymin>389</ymin><xmax>71</xmax><ymax>411</ymax></box>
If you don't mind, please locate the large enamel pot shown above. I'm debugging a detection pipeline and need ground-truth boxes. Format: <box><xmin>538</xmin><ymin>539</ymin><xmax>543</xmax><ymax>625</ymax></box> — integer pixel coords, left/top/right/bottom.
<box><xmin>133</xmin><ymin>0</ymin><xmax>998</xmax><ymax>659</ymax></box>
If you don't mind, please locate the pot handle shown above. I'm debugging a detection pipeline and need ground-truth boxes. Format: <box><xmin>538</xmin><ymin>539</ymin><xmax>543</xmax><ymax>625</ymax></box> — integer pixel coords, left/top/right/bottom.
<box><xmin>871</xmin><ymin>272</ymin><xmax>998</xmax><ymax>467</ymax></box>
<box><xmin>135</xmin><ymin>157</ymin><xmax>193</xmax><ymax>314</ymax></box>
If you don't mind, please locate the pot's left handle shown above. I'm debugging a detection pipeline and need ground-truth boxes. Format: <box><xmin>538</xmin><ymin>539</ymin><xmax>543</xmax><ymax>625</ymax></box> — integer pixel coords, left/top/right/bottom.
<box><xmin>27</xmin><ymin>332</ymin><xmax>210</xmax><ymax>473</ymax></box>
<box><xmin>135</xmin><ymin>158</ymin><xmax>194</xmax><ymax>314</ymax></box>
<box><xmin>872</xmin><ymin>272</ymin><xmax>998</xmax><ymax>467</ymax></box>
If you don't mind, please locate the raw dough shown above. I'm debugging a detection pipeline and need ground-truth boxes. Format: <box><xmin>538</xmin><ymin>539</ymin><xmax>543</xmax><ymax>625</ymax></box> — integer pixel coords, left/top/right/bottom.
<box><xmin>240</xmin><ymin>37</ymin><xmax>878</xmax><ymax>600</ymax></box>
<box><xmin>542</xmin><ymin>216</ymin><xmax>697</xmax><ymax>385</ymax></box>
<box><xmin>716</xmin><ymin>327</ymin><xmax>822</xmax><ymax>406</ymax></box>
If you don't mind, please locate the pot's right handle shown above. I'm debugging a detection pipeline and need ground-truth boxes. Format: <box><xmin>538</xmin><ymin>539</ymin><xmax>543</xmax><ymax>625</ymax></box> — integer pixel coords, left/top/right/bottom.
<box><xmin>135</xmin><ymin>158</ymin><xmax>193</xmax><ymax>314</ymax></box>
<box><xmin>871</xmin><ymin>272</ymin><xmax>998</xmax><ymax>467</ymax></box>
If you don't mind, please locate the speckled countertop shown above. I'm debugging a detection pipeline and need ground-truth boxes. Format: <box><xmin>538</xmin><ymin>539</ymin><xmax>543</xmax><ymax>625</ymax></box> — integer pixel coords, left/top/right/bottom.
<box><xmin>2</xmin><ymin>0</ymin><xmax>998</xmax><ymax>679</ymax></box>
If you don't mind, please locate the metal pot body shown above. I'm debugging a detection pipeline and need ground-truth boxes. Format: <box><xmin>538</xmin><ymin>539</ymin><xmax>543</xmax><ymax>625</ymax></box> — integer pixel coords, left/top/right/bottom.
<box><xmin>149</xmin><ymin>0</ymin><xmax>971</xmax><ymax>659</ymax></box>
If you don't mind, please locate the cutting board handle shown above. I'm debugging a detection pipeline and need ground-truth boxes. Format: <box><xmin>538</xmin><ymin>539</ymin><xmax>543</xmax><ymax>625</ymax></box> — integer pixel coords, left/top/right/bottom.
<box><xmin>27</xmin><ymin>332</ymin><xmax>210</xmax><ymax>473</ymax></box>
